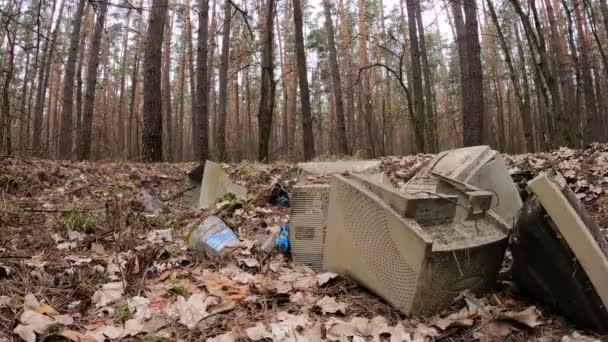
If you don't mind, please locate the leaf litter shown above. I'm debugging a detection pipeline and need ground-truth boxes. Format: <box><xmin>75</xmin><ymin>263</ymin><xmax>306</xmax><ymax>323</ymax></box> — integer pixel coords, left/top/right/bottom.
<box><xmin>1</xmin><ymin>152</ymin><xmax>608</xmax><ymax>341</ymax></box>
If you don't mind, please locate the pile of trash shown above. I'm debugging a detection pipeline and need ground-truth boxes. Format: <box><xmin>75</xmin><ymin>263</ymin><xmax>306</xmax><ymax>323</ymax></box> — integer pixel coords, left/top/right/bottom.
<box><xmin>1</xmin><ymin>148</ymin><xmax>608</xmax><ymax>341</ymax></box>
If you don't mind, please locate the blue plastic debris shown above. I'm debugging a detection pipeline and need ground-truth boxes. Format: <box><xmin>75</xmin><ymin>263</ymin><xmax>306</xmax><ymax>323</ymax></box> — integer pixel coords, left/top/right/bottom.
<box><xmin>275</xmin><ymin>225</ymin><xmax>289</xmax><ymax>253</ymax></box>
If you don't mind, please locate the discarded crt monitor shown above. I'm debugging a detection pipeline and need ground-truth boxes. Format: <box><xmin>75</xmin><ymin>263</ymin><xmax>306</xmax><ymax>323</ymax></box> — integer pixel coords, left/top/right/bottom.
<box><xmin>405</xmin><ymin>145</ymin><xmax>522</xmax><ymax>225</ymax></box>
<box><xmin>512</xmin><ymin>170</ymin><xmax>608</xmax><ymax>332</ymax></box>
<box><xmin>183</xmin><ymin>160</ymin><xmax>247</xmax><ymax>210</ymax></box>
<box><xmin>289</xmin><ymin>160</ymin><xmax>386</xmax><ymax>271</ymax></box>
<box><xmin>323</xmin><ymin>173</ymin><xmax>509</xmax><ymax>316</ymax></box>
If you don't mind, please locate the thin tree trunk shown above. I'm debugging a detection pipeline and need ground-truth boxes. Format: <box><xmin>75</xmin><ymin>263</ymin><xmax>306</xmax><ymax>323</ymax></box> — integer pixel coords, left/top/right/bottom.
<box><xmin>337</xmin><ymin>0</ymin><xmax>355</xmax><ymax>148</ymax></box>
<box><xmin>32</xmin><ymin>0</ymin><xmax>64</xmax><ymax>155</ymax></box>
<box><xmin>293</xmin><ymin>0</ymin><xmax>315</xmax><ymax>160</ymax></box>
<box><xmin>258</xmin><ymin>0</ymin><xmax>275</xmax><ymax>161</ymax></box>
<box><xmin>216</xmin><ymin>0</ymin><xmax>232</xmax><ymax>161</ymax></box>
<box><xmin>76</xmin><ymin>3</ymin><xmax>91</xmax><ymax>143</ymax></box>
<box><xmin>177</xmin><ymin>42</ymin><xmax>186</xmax><ymax>160</ymax></box>
<box><xmin>406</xmin><ymin>0</ymin><xmax>425</xmax><ymax>152</ymax></box>
<box><xmin>487</xmin><ymin>0</ymin><xmax>534</xmax><ymax>152</ymax></box>
<box><xmin>58</xmin><ymin>0</ymin><xmax>86</xmax><ymax>159</ymax></box>
<box><xmin>114</xmin><ymin>10</ymin><xmax>131</xmax><ymax>158</ymax></box>
<box><xmin>323</xmin><ymin>0</ymin><xmax>348</xmax><ymax>154</ymax></box>
<box><xmin>572</xmin><ymin>0</ymin><xmax>600</xmax><ymax>144</ymax></box>
<box><xmin>0</xmin><ymin>0</ymin><xmax>21</xmax><ymax>154</ymax></box>
<box><xmin>142</xmin><ymin>0</ymin><xmax>168</xmax><ymax>162</ymax></box>
<box><xmin>207</xmin><ymin>0</ymin><xmax>218</xmax><ymax>151</ymax></box>
<box><xmin>197</xmin><ymin>0</ymin><xmax>210</xmax><ymax>162</ymax></box>
<box><xmin>463</xmin><ymin>0</ymin><xmax>484</xmax><ymax>145</ymax></box>
<box><xmin>78</xmin><ymin>0</ymin><xmax>108</xmax><ymax>160</ymax></box>
<box><xmin>184</xmin><ymin>0</ymin><xmax>199</xmax><ymax>159</ymax></box>
<box><xmin>544</xmin><ymin>0</ymin><xmax>576</xmax><ymax>146</ymax></box>
<box><xmin>162</xmin><ymin>10</ymin><xmax>173</xmax><ymax>160</ymax></box>
<box><xmin>415</xmin><ymin>1</ymin><xmax>435</xmax><ymax>152</ymax></box>
<box><xmin>356</xmin><ymin>0</ymin><xmax>375</xmax><ymax>156</ymax></box>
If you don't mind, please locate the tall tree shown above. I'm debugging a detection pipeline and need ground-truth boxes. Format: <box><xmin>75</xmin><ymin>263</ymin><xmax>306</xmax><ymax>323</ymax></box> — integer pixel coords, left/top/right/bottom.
<box><xmin>415</xmin><ymin>1</ymin><xmax>436</xmax><ymax>152</ymax></box>
<box><xmin>405</xmin><ymin>0</ymin><xmax>425</xmax><ymax>152</ymax></box>
<box><xmin>32</xmin><ymin>0</ymin><xmax>65</xmax><ymax>155</ymax></box>
<box><xmin>58</xmin><ymin>0</ymin><xmax>87</xmax><ymax>159</ymax></box>
<box><xmin>487</xmin><ymin>0</ymin><xmax>534</xmax><ymax>152</ymax></box>
<box><xmin>116</xmin><ymin>10</ymin><xmax>132</xmax><ymax>157</ymax></box>
<box><xmin>0</xmin><ymin>0</ymin><xmax>22</xmax><ymax>154</ymax></box>
<box><xmin>216</xmin><ymin>0</ymin><xmax>232</xmax><ymax>161</ymax></box>
<box><xmin>356</xmin><ymin>0</ymin><xmax>375</xmax><ymax>156</ymax></box>
<box><xmin>452</xmin><ymin>0</ymin><xmax>484</xmax><ymax>146</ymax></box>
<box><xmin>323</xmin><ymin>0</ymin><xmax>348</xmax><ymax>154</ymax></box>
<box><xmin>162</xmin><ymin>10</ymin><xmax>173</xmax><ymax>160</ymax></box>
<box><xmin>197</xmin><ymin>0</ymin><xmax>210</xmax><ymax>162</ymax></box>
<box><xmin>184</xmin><ymin>0</ymin><xmax>199</xmax><ymax>158</ymax></box>
<box><xmin>293</xmin><ymin>0</ymin><xmax>315</xmax><ymax>160</ymax></box>
<box><xmin>258</xmin><ymin>0</ymin><xmax>275</xmax><ymax>161</ymax></box>
<box><xmin>142</xmin><ymin>0</ymin><xmax>169</xmax><ymax>162</ymax></box>
<box><xmin>128</xmin><ymin>2</ymin><xmax>145</xmax><ymax>158</ymax></box>
<box><xmin>572</xmin><ymin>0</ymin><xmax>600</xmax><ymax>143</ymax></box>
<box><xmin>78</xmin><ymin>0</ymin><xmax>108</xmax><ymax>160</ymax></box>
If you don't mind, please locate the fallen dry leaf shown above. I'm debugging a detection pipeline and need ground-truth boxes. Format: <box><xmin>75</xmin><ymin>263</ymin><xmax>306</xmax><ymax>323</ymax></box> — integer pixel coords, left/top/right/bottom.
<box><xmin>60</xmin><ymin>329</ymin><xmax>93</xmax><ymax>342</ymax></box>
<box><xmin>495</xmin><ymin>306</ymin><xmax>542</xmax><ymax>328</ymax></box>
<box><xmin>202</xmin><ymin>270</ymin><xmax>251</xmax><ymax>302</ymax></box>
<box><xmin>246</xmin><ymin>322</ymin><xmax>272</xmax><ymax>340</ymax></box>
<box><xmin>238</xmin><ymin>257</ymin><xmax>260</xmax><ymax>268</ymax></box>
<box><xmin>91</xmin><ymin>282</ymin><xmax>124</xmax><ymax>308</ymax></box>
<box><xmin>316</xmin><ymin>296</ymin><xmax>347</xmax><ymax>314</ymax></box>
<box><xmin>432</xmin><ymin>303</ymin><xmax>477</xmax><ymax>330</ymax></box>
<box><xmin>207</xmin><ymin>331</ymin><xmax>237</xmax><ymax>342</ymax></box>
<box><xmin>14</xmin><ymin>311</ymin><xmax>55</xmax><ymax>342</ymax></box>
<box><xmin>167</xmin><ymin>292</ymin><xmax>219</xmax><ymax>329</ymax></box>
<box><xmin>85</xmin><ymin>325</ymin><xmax>125</xmax><ymax>342</ymax></box>
<box><xmin>317</xmin><ymin>272</ymin><xmax>338</xmax><ymax>286</ymax></box>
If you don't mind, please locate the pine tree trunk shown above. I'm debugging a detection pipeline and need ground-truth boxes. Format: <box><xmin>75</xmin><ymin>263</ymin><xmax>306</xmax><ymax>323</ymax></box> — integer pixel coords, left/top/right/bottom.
<box><xmin>258</xmin><ymin>0</ymin><xmax>275</xmax><ymax>161</ymax></box>
<box><xmin>58</xmin><ymin>0</ymin><xmax>86</xmax><ymax>159</ymax></box>
<box><xmin>176</xmin><ymin>38</ymin><xmax>186</xmax><ymax>161</ymax></box>
<box><xmin>463</xmin><ymin>0</ymin><xmax>484</xmax><ymax>145</ymax></box>
<box><xmin>405</xmin><ymin>0</ymin><xmax>426</xmax><ymax>152</ymax></box>
<box><xmin>197</xmin><ymin>0</ymin><xmax>210</xmax><ymax>162</ymax></box>
<box><xmin>356</xmin><ymin>0</ymin><xmax>375</xmax><ymax>156</ymax></box>
<box><xmin>207</xmin><ymin>0</ymin><xmax>218</xmax><ymax>152</ymax></box>
<box><xmin>544</xmin><ymin>0</ymin><xmax>577</xmax><ymax>146</ymax></box>
<box><xmin>162</xmin><ymin>11</ymin><xmax>173</xmax><ymax>160</ymax></box>
<box><xmin>487</xmin><ymin>0</ymin><xmax>534</xmax><ymax>152</ymax></box>
<box><xmin>112</xmin><ymin>11</ymin><xmax>131</xmax><ymax>158</ymax></box>
<box><xmin>32</xmin><ymin>0</ymin><xmax>64</xmax><ymax>155</ymax></box>
<box><xmin>75</xmin><ymin>3</ymin><xmax>91</xmax><ymax>142</ymax></box>
<box><xmin>77</xmin><ymin>1</ymin><xmax>107</xmax><ymax>160</ymax></box>
<box><xmin>0</xmin><ymin>0</ymin><xmax>21</xmax><ymax>154</ymax></box>
<box><xmin>293</xmin><ymin>0</ymin><xmax>315</xmax><ymax>160</ymax></box>
<box><xmin>276</xmin><ymin>10</ymin><xmax>288</xmax><ymax>154</ymax></box>
<box><xmin>337</xmin><ymin>0</ymin><xmax>355</xmax><ymax>148</ymax></box>
<box><xmin>128</xmin><ymin>3</ymin><xmax>145</xmax><ymax>159</ymax></box>
<box><xmin>415</xmin><ymin>2</ymin><xmax>436</xmax><ymax>152</ymax></box>
<box><xmin>572</xmin><ymin>0</ymin><xmax>601</xmax><ymax>144</ymax></box>
<box><xmin>323</xmin><ymin>0</ymin><xmax>348</xmax><ymax>155</ymax></box>
<box><xmin>183</xmin><ymin>0</ymin><xmax>198</xmax><ymax>159</ymax></box>
<box><xmin>142</xmin><ymin>0</ymin><xmax>168</xmax><ymax>162</ymax></box>
<box><xmin>216</xmin><ymin>0</ymin><xmax>232</xmax><ymax>161</ymax></box>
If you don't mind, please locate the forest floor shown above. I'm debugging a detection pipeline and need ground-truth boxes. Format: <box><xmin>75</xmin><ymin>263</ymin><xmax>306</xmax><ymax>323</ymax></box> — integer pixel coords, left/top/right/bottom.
<box><xmin>2</xmin><ymin>146</ymin><xmax>608</xmax><ymax>342</ymax></box>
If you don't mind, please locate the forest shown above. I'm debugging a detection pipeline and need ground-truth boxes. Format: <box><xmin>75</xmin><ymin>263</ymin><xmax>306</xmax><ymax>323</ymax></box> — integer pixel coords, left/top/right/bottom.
<box><xmin>0</xmin><ymin>0</ymin><xmax>606</xmax><ymax>162</ymax></box>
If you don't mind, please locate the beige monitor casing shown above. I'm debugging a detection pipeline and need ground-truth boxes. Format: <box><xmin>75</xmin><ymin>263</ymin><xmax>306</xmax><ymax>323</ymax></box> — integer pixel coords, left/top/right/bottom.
<box><xmin>199</xmin><ymin>160</ymin><xmax>248</xmax><ymax>209</ymax></box>
<box><xmin>324</xmin><ymin>173</ymin><xmax>509</xmax><ymax>316</ymax></box>
<box><xmin>289</xmin><ymin>160</ymin><xmax>387</xmax><ymax>271</ymax></box>
<box><xmin>405</xmin><ymin>146</ymin><xmax>522</xmax><ymax>225</ymax></box>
